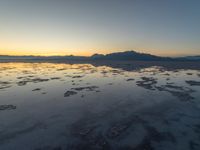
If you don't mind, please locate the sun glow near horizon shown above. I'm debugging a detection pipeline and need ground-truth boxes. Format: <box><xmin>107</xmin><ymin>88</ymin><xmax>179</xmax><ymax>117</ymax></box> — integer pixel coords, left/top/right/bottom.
<box><xmin>0</xmin><ymin>0</ymin><xmax>200</xmax><ymax>57</ymax></box>
<box><xmin>1</xmin><ymin>48</ymin><xmax>198</xmax><ymax>57</ymax></box>
<box><xmin>0</xmin><ymin>49</ymin><xmax>94</xmax><ymax>56</ymax></box>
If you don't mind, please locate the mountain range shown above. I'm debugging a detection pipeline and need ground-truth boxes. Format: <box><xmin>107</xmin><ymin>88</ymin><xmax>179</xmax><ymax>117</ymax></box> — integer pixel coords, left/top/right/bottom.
<box><xmin>0</xmin><ymin>51</ymin><xmax>199</xmax><ymax>61</ymax></box>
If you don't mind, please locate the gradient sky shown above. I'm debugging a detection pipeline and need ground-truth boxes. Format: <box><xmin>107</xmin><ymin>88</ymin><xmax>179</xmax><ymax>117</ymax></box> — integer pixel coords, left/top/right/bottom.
<box><xmin>0</xmin><ymin>0</ymin><xmax>200</xmax><ymax>56</ymax></box>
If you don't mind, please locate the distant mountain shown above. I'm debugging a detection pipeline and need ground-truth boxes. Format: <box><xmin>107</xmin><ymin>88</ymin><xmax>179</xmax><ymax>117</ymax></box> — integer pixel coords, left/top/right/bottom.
<box><xmin>91</xmin><ymin>54</ymin><xmax>105</xmax><ymax>59</ymax></box>
<box><xmin>91</xmin><ymin>51</ymin><xmax>172</xmax><ymax>61</ymax></box>
<box><xmin>0</xmin><ymin>55</ymin><xmax>88</xmax><ymax>60</ymax></box>
<box><xmin>177</xmin><ymin>56</ymin><xmax>200</xmax><ymax>61</ymax></box>
<box><xmin>0</xmin><ymin>51</ymin><xmax>199</xmax><ymax>61</ymax></box>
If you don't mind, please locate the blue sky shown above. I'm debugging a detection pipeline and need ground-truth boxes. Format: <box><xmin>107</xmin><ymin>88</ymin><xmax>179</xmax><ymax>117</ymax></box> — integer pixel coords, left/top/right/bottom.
<box><xmin>0</xmin><ymin>0</ymin><xmax>200</xmax><ymax>56</ymax></box>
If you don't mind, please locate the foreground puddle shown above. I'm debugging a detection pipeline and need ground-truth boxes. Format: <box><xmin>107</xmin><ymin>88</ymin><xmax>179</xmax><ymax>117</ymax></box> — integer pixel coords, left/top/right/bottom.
<box><xmin>0</xmin><ymin>62</ymin><xmax>200</xmax><ymax>150</ymax></box>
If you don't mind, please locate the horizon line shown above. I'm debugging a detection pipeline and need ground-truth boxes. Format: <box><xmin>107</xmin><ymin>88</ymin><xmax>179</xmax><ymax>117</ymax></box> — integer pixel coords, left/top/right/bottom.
<box><xmin>0</xmin><ymin>50</ymin><xmax>199</xmax><ymax>58</ymax></box>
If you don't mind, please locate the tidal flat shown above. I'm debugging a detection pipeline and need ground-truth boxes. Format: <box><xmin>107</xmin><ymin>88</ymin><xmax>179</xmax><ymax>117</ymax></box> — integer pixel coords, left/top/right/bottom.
<box><xmin>0</xmin><ymin>61</ymin><xmax>200</xmax><ymax>150</ymax></box>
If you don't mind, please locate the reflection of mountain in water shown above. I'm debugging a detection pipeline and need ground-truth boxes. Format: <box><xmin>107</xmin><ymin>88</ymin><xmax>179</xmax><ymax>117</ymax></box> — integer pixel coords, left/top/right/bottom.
<box><xmin>90</xmin><ymin>61</ymin><xmax>200</xmax><ymax>71</ymax></box>
<box><xmin>1</xmin><ymin>51</ymin><xmax>200</xmax><ymax>71</ymax></box>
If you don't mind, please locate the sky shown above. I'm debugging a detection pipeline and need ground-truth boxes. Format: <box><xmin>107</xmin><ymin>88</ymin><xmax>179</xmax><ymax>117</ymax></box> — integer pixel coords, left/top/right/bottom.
<box><xmin>0</xmin><ymin>0</ymin><xmax>200</xmax><ymax>57</ymax></box>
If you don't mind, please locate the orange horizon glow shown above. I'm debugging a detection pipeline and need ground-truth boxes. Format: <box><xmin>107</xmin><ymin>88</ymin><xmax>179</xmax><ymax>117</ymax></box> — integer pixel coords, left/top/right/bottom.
<box><xmin>0</xmin><ymin>48</ymin><xmax>95</xmax><ymax>56</ymax></box>
<box><xmin>0</xmin><ymin>48</ymin><xmax>198</xmax><ymax>57</ymax></box>
<box><xmin>0</xmin><ymin>1</ymin><xmax>199</xmax><ymax>58</ymax></box>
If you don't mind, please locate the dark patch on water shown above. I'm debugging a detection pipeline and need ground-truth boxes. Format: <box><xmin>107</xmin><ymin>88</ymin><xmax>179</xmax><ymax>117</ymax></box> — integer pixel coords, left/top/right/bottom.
<box><xmin>35</xmin><ymin>146</ymin><xmax>62</xmax><ymax>150</ymax></box>
<box><xmin>57</xmin><ymin>68</ymin><xmax>66</xmax><ymax>71</ymax></box>
<box><xmin>186</xmin><ymin>80</ymin><xmax>200</xmax><ymax>86</ymax></box>
<box><xmin>69</xmin><ymin>113</ymin><xmax>178</xmax><ymax>150</ymax></box>
<box><xmin>136</xmin><ymin>76</ymin><xmax>195</xmax><ymax>101</ymax></box>
<box><xmin>50</xmin><ymin>77</ymin><xmax>61</xmax><ymax>80</ymax></box>
<box><xmin>71</xmin><ymin>86</ymin><xmax>99</xmax><ymax>91</ymax></box>
<box><xmin>32</xmin><ymin>88</ymin><xmax>41</xmax><ymax>91</ymax></box>
<box><xmin>187</xmin><ymin>73</ymin><xmax>193</xmax><ymax>75</ymax></box>
<box><xmin>136</xmin><ymin>77</ymin><xmax>157</xmax><ymax>90</ymax></box>
<box><xmin>17</xmin><ymin>75</ymin><xmax>35</xmax><ymax>79</ymax></box>
<box><xmin>189</xmin><ymin>140</ymin><xmax>199</xmax><ymax>150</ymax></box>
<box><xmin>126</xmin><ymin>78</ymin><xmax>135</xmax><ymax>81</ymax></box>
<box><xmin>0</xmin><ymin>105</ymin><xmax>16</xmax><ymax>111</ymax></box>
<box><xmin>164</xmin><ymin>84</ymin><xmax>185</xmax><ymax>90</ymax></box>
<box><xmin>17</xmin><ymin>78</ymin><xmax>49</xmax><ymax>86</ymax></box>
<box><xmin>0</xmin><ymin>81</ymin><xmax>12</xmax><ymax>90</ymax></box>
<box><xmin>163</xmin><ymin>73</ymin><xmax>170</xmax><ymax>76</ymax></box>
<box><xmin>106</xmin><ymin>120</ymin><xmax>133</xmax><ymax>139</ymax></box>
<box><xmin>64</xmin><ymin>91</ymin><xmax>77</xmax><ymax>97</ymax></box>
<box><xmin>72</xmin><ymin>75</ymin><xmax>84</xmax><ymax>78</ymax></box>
<box><xmin>155</xmin><ymin>84</ymin><xmax>195</xmax><ymax>101</ymax></box>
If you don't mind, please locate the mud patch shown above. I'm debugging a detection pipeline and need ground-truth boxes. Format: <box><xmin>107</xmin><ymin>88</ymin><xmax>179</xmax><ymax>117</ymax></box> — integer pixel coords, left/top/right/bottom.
<box><xmin>64</xmin><ymin>91</ymin><xmax>78</xmax><ymax>97</ymax></box>
<box><xmin>72</xmin><ymin>75</ymin><xmax>84</xmax><ymax>79</ymax></box>
<box><xmin>0</xmin><ymin>105</ymin><xmax>16</xmax><ymax>111</ymax></box>
<box><xmin>50</xmin><ymin>77</ymin><xmax>61</xmax><ymax>80</ymax></box>
<box><xmin>186</xmin><ymin>80</ymin><xmax>200</xmax><ymax>86</ymax></box>
<box><xmin>71</xmin><ymin>86</ymin><xmax>99</xmax><ymax>92</ymax></box>
<box><xmin>35</xmin><ymin>146</ymin><xmax>62</xmax><ymax>150</ymax></box>
<box><xmin>17</xmin><ymin>78</ymin><xmax>49</xmax><ymax>86</ymax></box>
<box><xmin>186</xmin><ymin>73</ymin><xmax>193</xmax><ymax>75</ymax></box>
<box><xmin>107</xmin><ymin>121</ymin><xmax>132</xmax><ymax>139</ymax></box>
<box><xmin>126</xmin><ymin>78</ymin><xmax>135</xmax><ymax>81</ymax></box>
<box><xmin>155</xmin><ymin>84</ymin><xmax>195</xmax><ymax>101</ymax></box>
<box><xmin>32</xmin><ymin>88</ymin><xmax>41</xmax><ymax>91</ymax></box>
<box><xmin>0</xmin><ymin>81</ymin><xmax>12</xmax><ymax>90</ymax></box>
<box><xmin>136</xmin><ymin>77</ymin><xmax>157</xmax><ymax>90</ymax></box>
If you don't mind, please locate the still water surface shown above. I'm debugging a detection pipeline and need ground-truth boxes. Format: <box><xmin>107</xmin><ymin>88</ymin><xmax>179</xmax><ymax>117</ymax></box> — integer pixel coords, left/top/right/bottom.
<box><xmin>0</xmin><ymin>62</ymin><xmax>200</xmax><ymax>150</ymax></box>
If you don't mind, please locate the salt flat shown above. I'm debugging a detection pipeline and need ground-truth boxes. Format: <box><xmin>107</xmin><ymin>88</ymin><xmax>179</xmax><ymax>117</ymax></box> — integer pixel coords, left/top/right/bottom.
<box><xmin>0</xmin><ymin>62</ymin><xmax>200</xmax><ymax>150</ymax></box>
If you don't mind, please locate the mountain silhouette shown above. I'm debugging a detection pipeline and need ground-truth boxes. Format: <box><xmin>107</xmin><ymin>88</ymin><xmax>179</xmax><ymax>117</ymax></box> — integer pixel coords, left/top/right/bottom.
<box><xmin>91</xmin><ymin>51</ymin><xmax>171</xmax><ymax>61</ymax></box>
<box><xmin>177</xmin><ymin>55</ymin><xmax>200</xmax><ymax>61</ymax></box>
<box><xmin>0</xmin><ymin>50</ymin><xmax>199</xmax><ymax>61</ymax></box>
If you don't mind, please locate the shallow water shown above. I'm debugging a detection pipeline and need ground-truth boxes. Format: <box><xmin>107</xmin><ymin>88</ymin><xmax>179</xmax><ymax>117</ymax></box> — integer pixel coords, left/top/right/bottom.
<box><xmin>0</xmin><ymin>62</ymin><xmax>200</xmax><ymax>150</ymax></box>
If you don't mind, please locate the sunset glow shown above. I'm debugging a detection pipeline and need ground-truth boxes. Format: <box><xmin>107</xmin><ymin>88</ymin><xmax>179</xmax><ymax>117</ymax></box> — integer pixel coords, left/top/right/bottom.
<box><xmin>1</xmin><ymin>1</ymin><xmax>200</xmax><ymax>149</ymax></box>
<box><xmin>0</xmin><ymin>0</ymin><xmax>199</xmax><ymax>56</ymax></box>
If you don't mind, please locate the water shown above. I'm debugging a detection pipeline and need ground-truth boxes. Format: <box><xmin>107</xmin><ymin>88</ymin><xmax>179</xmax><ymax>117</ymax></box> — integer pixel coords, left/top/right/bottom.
<box><xmin>0</xmin><ymin>62</ymin><xmax>200</xmax><ymax>150</ymax></box>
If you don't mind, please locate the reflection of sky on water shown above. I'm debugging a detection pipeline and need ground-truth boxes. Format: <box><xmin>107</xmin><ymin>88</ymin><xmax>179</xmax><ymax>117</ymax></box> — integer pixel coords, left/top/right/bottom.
<box><xmin>0</xmin><ymin>63</ymin><xmax>200</xmax><ymax>150</ymax></box>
